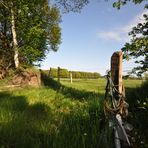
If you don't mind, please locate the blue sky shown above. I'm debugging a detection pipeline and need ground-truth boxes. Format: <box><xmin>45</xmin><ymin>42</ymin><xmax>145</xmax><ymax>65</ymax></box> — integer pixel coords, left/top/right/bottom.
<box><xmin>41</xmin><ymin>1</ymin><xmax>147</xmax><ymax>75</ymax></box>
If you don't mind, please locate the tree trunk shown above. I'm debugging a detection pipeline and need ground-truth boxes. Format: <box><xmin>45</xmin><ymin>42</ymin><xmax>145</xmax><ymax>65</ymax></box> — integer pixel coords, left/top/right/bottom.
<box><xmin>11</xmin><ymin>8</ymin><xmax>19</xmax><ymax>68</ymax></box>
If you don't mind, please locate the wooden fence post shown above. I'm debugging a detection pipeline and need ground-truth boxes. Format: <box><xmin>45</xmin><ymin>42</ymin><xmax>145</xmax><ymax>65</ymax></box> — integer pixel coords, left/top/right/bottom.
<box><xmin>111</xmin><ymin>51</ymin><xmax>123</xmax><ymax>94</ymax></box>
<box><xmin>58</xmin><ymin>67</ymin><xmax>60</xmax><ymax>82</ymax></box>
<box><xmin>70</xmin><ymin>72</ymin><xmax>73</xmax><ymax>84</ymax></box>
<box><xmin>49</xmin><ymin>67</ymin><xmax>52</xmax><ymax>78</ymax></box>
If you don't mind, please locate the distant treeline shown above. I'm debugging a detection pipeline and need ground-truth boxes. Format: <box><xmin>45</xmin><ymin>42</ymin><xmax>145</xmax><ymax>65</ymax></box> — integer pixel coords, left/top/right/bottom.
<box><xmin>43</xmin><ymin>68</ymin><xmax>101</xmax><ymax>79</ymax></box>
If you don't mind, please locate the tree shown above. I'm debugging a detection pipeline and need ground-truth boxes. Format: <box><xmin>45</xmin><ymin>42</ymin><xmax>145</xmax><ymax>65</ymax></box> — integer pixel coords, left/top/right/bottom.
<box><xmin>53</xmin><ymin>0</ymin><xmax>89</xmax><ymax>12</ymax></box>
<box><xmin>60</xmin><ymin>68</ymin><xmax>69</xmax><ymax>78</ymax></box>
<box><xmin>122</xmin><ymin>12</ymin><xmax>148</xmax><ymax>76</ymax></box>
<box><xmin>113</xmin><ymin>0</ymin><xmax>146</xmax><ymax>9</ymax></box>
<box><xmin>0</xmin><ymin>0</ymin><xmax>61</xmax><ymax>68</ymax></box>
<box><xmin>113</xmin><ymin>0</ymin><xmax>148</xmax><ymax>76</ymax></box>
<box><xmin>0</xmin><ymin>0</ymin><xmax>92</xmax><ymax>70</ymax></box>
<box><xmin>0</xmin><ymin>1</ymin><xmax>14</xmax><ymax>68</ymax></box>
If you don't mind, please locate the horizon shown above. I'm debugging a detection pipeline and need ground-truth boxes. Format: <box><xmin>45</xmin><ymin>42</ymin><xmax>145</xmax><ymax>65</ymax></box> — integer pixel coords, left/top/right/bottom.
<box><xmin>41</xmin><ymin>1</ymin><xmax>147</xmax><ymax>75</ymax></box>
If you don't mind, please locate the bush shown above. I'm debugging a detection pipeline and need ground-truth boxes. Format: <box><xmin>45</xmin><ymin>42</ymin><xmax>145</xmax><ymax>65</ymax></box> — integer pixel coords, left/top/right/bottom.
<box><xmin>126</xmin><ymin>80</ymin><xmax>148</xmax><ymax>148</ymax></box>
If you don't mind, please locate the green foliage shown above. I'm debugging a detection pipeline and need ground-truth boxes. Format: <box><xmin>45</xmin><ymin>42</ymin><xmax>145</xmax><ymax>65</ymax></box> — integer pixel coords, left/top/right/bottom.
<box><xmin>0</xmin><ymin>1</ymin><xmax>14</xmax><ymax>67</ymax></box>
<box><xmin>113</xmin><ymin>0</ymin><xmax>145</xmax><ymax>9</ymax></box>
<box><xmin>45</xmin><ymin>68</ymin><xmax>101</xmax><ymax>79</ymax></box>
<box><xmin>54</xmin><ymin>0</ymin><xmax>89</xmax><ymax>13</ymax></box>
<box><xmin>71</xmin><ymin>71</ymin><xmax>101</xmax><ymax>79</ymax></box>
<box><xmin>50</xmin><ymin>68</ymin><xmax>58</xmax><ymax>77</ymax></box>
<box><xmin>113</xmin><ymin>0</ymin><xmax>148</xmax><ymax>76</ymax></box>
<box><xmin>122</xmin><ymin>11</ymin><xmax>148</xmax><ymax>76</ymax></box>
<box><xmin>0</xmin><ymin>0</ymin><xmax>61</xmax><ymax>67</ymax></box>
<box><xmin>126</xmin><ymin>80</ymin><xmax>148</xmax><ymax>148</ymax></box>
<box><xmin>59</xmin><ymin>68</ymin><xmax>69</xmax><ymax>78</ymax></box>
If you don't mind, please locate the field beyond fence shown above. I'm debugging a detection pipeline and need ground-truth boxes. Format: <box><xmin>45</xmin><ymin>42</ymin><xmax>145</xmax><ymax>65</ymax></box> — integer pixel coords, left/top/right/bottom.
<box><xmin>0</xmin><ymin>77</ymin><xmax>147</xmax><ymax>148</ymax></box>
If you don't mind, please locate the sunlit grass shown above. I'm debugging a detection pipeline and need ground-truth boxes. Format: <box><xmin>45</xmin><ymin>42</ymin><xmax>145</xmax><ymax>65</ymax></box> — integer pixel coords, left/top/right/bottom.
<box><xmin>60</xmin><ymin>78</ymin><xmax>143</xmax><ymax>93</ymax></box>
<box><xmin>60</xmin><ymin>78</ymin><xmax>106</xmax><ymax>93</ymax></box>
<box><xmin>0</xmin><ymin>78</ymin><xmax>144</xmax><ymax>147</ymax></box>
<box><xmin>0</xmin><ymin>86</ymin><xmax>105</xmax><ymax>148</ymax></box>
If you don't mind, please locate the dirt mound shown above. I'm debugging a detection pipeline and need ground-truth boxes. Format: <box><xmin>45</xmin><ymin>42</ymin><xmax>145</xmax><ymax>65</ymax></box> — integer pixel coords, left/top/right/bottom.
<box><xmin>12</xmin><ymin>70</ymin><xmax>41</xmax><ymax>87</ymax></box>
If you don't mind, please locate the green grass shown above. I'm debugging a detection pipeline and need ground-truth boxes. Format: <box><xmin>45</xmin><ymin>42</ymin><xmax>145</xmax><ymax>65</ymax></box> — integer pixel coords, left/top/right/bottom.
<box><xmin>0</xmin><ymin>77</ymin><xmax>145</xmax><ymax>148</ymax></box>
<box><xmin>0</xmin><ymin>87</ymin><xmax>105</xmax><ymax>148</ymax></box>
<box><xmin>60</xmin><ymin>78</ymin><xmax>143</xmax><ymax>93</ymax></box>
<box><xmin>125</xmin><ymin>80</ymin><xmax>148</xmax><ymax>148</ymax></box>
<box><xmin>60</xmin><ymin>78</ymin><xmax>106</xmax><ymax>93</ymax></box>
<box><xmin>123</xmin><ymin>79</ymin><xmax>144</xmax><ymax>88</ymax></box>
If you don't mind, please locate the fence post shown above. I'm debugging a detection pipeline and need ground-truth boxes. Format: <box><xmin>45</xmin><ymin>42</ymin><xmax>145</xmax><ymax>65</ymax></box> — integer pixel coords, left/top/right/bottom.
<box><xmin>58</xmin><ymin>67</ymin><xmax>60</xmax><ymax>82</ymax></box>
<box><xmin>49</xmin><ymin>67</ymin><xmax>52</xmax><ymax>78</ymax></box>
<box><xmin>111</xmin><ymin>51</ymin><xmax>123</xmax><ymax>94</ymax></box>
<box><xmin>70</xmin><ymin>72</ymin><xmax>73</xmax><ymax>84</ymax></box>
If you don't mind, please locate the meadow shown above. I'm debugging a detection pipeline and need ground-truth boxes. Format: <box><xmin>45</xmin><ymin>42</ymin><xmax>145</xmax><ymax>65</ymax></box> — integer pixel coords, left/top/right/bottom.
<box><xmin>0</xmin><ymin>77</ymin><xmax>146</xmax><ymax>148</ymax></box>
<box><xmin>60</xmin><ymin>78</ymin><xmax>143</xmax><ymax>92</ymax></box>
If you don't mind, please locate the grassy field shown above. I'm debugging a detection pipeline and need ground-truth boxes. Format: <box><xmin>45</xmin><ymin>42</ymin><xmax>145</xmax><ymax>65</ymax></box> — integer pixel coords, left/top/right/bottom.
<box><xmin>0</xmin><ymin>77</ymin><xmax>146</xmax><ymax>148</ymax></box>
<box><xmin>60</xmin><ymin>78</ymin><xmax>144</xmax><ymax>92</ymax></box>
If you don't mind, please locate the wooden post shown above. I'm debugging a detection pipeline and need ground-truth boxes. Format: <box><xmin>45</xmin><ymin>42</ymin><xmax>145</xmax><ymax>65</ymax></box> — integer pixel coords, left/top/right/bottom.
<box><xmin>49</xmin><ymin>67</ymin><xmax>52</xmax><ymax>78</ymax></box>
<box><xmin>70</xmin><ymin>72</ymin><xmax>73</xmax><ymax>84</ymax></box>
<box><xmin>111</xmin><ymin>51</ymin><xmax>123</xmax><ymax>94</ymax></box>
<box><xmin>111</xmin><ymin>52</ymin><xmax>131</xmax><ymax>147</ymax></box>
<box><xmin>58</xmin><ymin>67</ymin><xmax>60</xmax><ymax>82</ymax></box>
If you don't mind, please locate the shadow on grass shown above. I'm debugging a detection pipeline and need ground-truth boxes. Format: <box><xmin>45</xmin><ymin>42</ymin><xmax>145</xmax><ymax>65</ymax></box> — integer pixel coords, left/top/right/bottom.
<box><xmin>40</xmin><ymin>71</ymin><xmax>104</xmax><ymax>100</ymax></box>
<box><xmin>0</xmin><ymin>90</ymin><xmax>107</xmax><ymax>148</ymax></box>
<box><xmin>0</xmin><ymin>72</ymin><xmax>106</xmax><ymax>148</ymax></box>
<box><xmin>0</xmin><ymin>91</ymin><xmax>55</xmax><ymax>148</ymax></box>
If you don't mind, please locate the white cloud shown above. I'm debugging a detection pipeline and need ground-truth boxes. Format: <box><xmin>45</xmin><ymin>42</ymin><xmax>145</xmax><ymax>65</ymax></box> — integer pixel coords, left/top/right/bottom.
<box><xmin>97</xmin><ymin>31</ymin><xmax>124</xmax><ymax>41</ymax></box>
<box><xmin>97</xmin><ymin>31</ymin><xmax>127</xmax><ymax>41</ymax></box>
<box><xmin>97</xmin><ymin>9</ymin><xmax>148</xmax><ymax>42</ymax></box>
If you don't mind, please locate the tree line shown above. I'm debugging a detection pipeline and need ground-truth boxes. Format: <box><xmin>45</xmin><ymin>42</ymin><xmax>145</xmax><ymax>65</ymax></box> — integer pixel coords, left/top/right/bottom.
<box><xmin>43</xmin><ymin>68</ymin><xmax>101</xmax><ymax>79</ymax></box>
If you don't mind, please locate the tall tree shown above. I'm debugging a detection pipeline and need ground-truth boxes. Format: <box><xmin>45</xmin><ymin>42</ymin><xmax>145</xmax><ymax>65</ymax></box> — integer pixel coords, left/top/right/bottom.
<box><xmin>11</xmin><ymin>5</ymin><xmax>19</xmax><ymax>68</ymax></box>
<box><xmin>0</xmin><ymin>0</ymin><xmax>61</xmax><ymax>68</ymax></box>
<box><xmin>1</xmin><ymin>0</ymin><xmax>90</xmax><ymax>69</ymax></box>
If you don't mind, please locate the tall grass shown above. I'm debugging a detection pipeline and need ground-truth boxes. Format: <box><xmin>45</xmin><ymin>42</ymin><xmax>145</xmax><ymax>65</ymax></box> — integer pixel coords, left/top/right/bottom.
<box><xmin>125</xmin><ymin>80</ymin><xmax>148</xmax><ymax>148</ymax></box>
<box><xmin>0</xmin><ymin>86</ymin><xmax>109</xmax><ymax>148</ymax></box>
<box><xmin>0</xmin><ymin>75</ymin><xmax>144</xmax><ymax>148</ymax></box>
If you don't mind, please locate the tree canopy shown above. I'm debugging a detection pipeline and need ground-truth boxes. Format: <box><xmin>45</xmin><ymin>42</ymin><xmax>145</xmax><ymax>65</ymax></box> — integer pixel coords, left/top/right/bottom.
<box><xmin>113</xmin><ymin>0</ymin><xmax>147</xmax><ymax>9</ymax></box>
<box><xmin>53</xmin><ymin>0</ymin><xmax>89</xmax><ymax>12</ymax></box>
<box><xmin>113</xmin><ymin>0</ymin><xmax>148</xmax><ymax>76</ymax></box>
<box><xmin>0</xmin><ymin>0</ymin><xmax>61</xmax><ymax>68</ymax></box>
<box><xmin>122</xmin><ymin>10</ymin><xmax>148</xmax><ymax>76</ymax></box>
